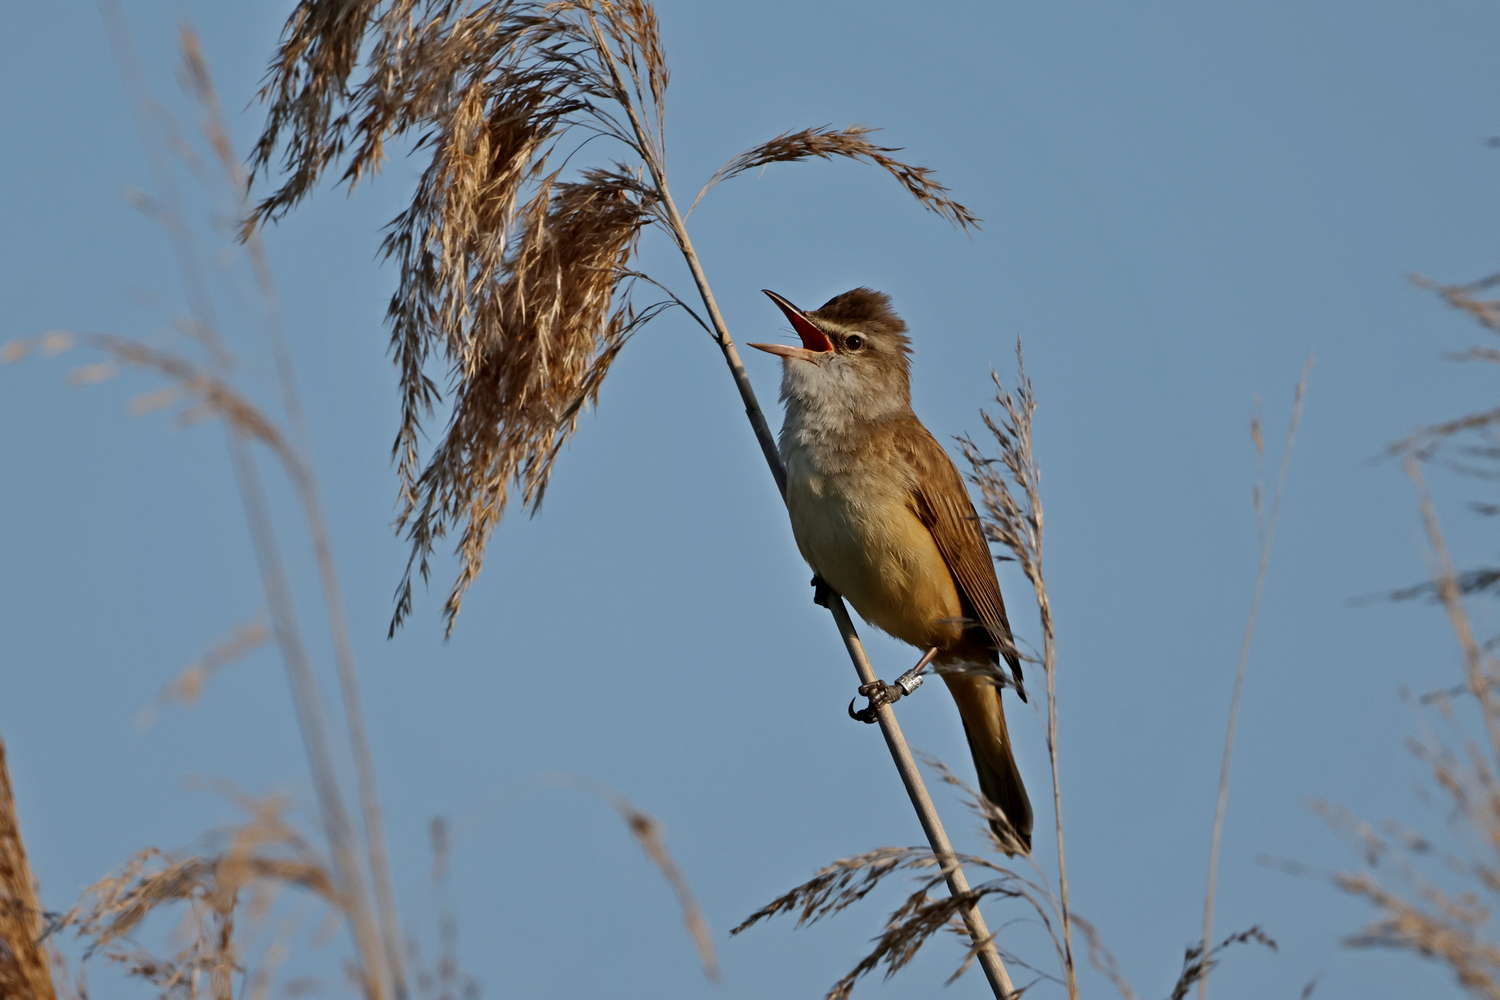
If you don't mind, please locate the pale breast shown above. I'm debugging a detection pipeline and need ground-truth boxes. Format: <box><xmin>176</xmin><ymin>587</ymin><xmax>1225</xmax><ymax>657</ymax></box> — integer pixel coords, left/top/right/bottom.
<box><xmin>785</xmin><ymin>458</ymin><xmax>965</xmax><ymax>651</ymax></box>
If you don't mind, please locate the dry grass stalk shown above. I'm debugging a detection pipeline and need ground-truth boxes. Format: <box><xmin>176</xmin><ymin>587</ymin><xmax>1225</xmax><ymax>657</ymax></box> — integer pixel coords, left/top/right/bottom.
<box><xmin>0</xmin><ymin>365</ymin><xmax>397</xmax><ymax>984</ymax></box>
<box><xmin>58</xmin><ymin>12</ymin><xmax>397</xmax><ymax>993</ymax></box>
<box><xmin>549</xmin><ymin>774</ymin><xmax>719</xmax><ymax>980</ymax></box>
<box><xmin>1195</xmin><ymin>359</ymin><xmax>1311</xmax><ymax>1000</ymax></box>
<box><xmin>1306</xmin><ymin>264</ymin><xmax>1500</xmax><ymax>996</ymax></box>
<box><xmin>0</xmin><ymin>736</ymin><xmax>57</xmax><ymax>1000</ymax></box>
<box><xmin>50</xmin><ymin>796</ymin><xmax>341</xmax><ymax>1000</ymax></box>
<box><xmin>611</xmin><ymin>798</ymin><xmax>720</xmax><ymax>981</ymax></box>
<box><xmin>956</xmin><ymin>345</ymin><xmax>1078</xmax><ymax>997</ymax></box>
<box><xmin>179</xmin><ymin>26</ymin><xmax>409</xmax><ymax>988</ymax></box>
<box><xmin>1163</xmin><ymin>927</ymin><xmax>1277</xmax><ymax>1000</ymax></box>
<box><xmin>407</xmin><ymin>819</ymin><xmax>478</xmax><ymax>1000</ymax></box>
<box><xmin>734</xmin><ymin>843</ymin><xmax>1048</xmax><ymax>1000</ymax></box>
<box><xmin>1317</xmin><ymin>753</ymin><xmax>1500</xmax><ymax>1000</ymax></box>
<box><xmin>1380</xmin><ymin>271</ymin><xmax>1500</xmax><ymax>620</ymax></box>
<box><xmin>3</xmin><ymin>330</ymin><xmax>299</xmax><ymax>464</ymax></box>
<box><xmin>1389</xmin><ymin>272</ymin><xmax>1500</xmax><ymax>468</ymax></box>
<box><xmin>776</xmin><ymin>753</ymin><xmax>1275</xmax><ymax>1000</ymax></box>
<box><xmin>1409</xmin><ymin>462</ymin><xmax>1500</xmax><ymax>756</ymax></box>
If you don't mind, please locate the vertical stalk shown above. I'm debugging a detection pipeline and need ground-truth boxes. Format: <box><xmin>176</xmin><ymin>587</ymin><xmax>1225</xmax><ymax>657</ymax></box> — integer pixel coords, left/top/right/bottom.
<box><xmin>1198</xmin><ymin>363</ymin><xmax>1307</xmax><ymax>999</ymax></box>
<box><xmin>223</xmin><ymin>436</ymin><xmax>391</xmax><ymax>1000</ymax></box>
<box><xmin>178</xmin><ymin>31</ymin><xmax>408</xmax><ymax>996</ymax></box>
<box><xmin>1036</xmin><ymin>595</ymin><xmax>1076</xmax><ymax>998</ymax></box>
<box><xmin>587</xmin><ymin>13</ymin><xmax>1013</xmax><ymax>996</ymax></box>
<box><xmin>99</xmin><ymin>9</ymin><xmax>392</xmax><ymax>997</ymax></box>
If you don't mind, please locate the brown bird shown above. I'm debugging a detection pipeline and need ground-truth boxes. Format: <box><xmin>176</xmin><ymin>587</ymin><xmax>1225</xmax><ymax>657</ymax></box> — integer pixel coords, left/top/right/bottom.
<box><xmin>750</xmin><ymin>287</ymin><xmax>1033</xmax><ymax>854</ymax></box>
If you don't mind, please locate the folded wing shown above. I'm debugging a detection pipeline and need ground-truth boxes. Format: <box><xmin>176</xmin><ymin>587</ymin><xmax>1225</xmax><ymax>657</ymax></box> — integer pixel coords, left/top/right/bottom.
<box><xmin>897</xmin><ymin>419</ymin><xmax>1026</xmax><ymax>699</ymax></box>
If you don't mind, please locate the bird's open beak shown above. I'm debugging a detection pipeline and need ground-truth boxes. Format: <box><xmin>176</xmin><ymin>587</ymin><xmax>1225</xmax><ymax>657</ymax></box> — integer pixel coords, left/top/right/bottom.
<box><xmin>749</xmin><ymin>289</ymin><xmax>834</xmax><ymax>361</ymax></box>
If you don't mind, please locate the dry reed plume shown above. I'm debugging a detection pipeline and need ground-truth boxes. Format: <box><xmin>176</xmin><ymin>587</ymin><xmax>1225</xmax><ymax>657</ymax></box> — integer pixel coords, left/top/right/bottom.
<box><xmin>690</xmin><ymin>123</ymin><xmax>978</xmax><ymax>227</ymax></box>
<box><xmin>735</xmin><ymin>756</ymin><xmax>1075</xmax><ymax>1000</ymax></box>
<box><xmin>244</xmin><ymin>0</ymin><xmax>977</xmax><ymax>636</ymax></box>
<box><xmin>48</xmin><ymin>795</ymin><xmax>341</xmax><ymax>1000</ymax></box>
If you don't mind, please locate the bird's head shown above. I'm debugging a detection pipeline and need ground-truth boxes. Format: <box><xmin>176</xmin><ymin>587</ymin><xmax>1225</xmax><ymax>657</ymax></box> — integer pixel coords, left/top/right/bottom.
<box><xmin>750</xmin><ymin>288</ymin><xmax>913</xmax><ymax>417</ymax></box>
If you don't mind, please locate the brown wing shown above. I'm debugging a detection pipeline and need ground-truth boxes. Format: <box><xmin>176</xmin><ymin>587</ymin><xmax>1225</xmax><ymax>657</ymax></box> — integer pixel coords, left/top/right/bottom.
<box><xmin>896</xmin><ymin>417</ymin><xmax>1026</xmax><ymax>698</ymax></box>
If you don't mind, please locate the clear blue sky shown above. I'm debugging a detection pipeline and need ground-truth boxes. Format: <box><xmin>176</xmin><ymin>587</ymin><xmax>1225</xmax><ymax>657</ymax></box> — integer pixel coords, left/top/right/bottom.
<box><xmin>5</xmin><ymin>2</ymin><xmax>1500</xmax><ymax>998</ymax></box>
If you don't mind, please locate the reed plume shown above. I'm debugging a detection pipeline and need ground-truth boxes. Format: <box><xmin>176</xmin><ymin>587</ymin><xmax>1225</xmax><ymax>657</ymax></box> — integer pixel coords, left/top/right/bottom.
<box><xmin>957</xmin><ymin>348</ymin><xmax>1076</xmax><ymax>996</ymax></box>
<box><xmin>691</xmin><ymin>123</ymin><xmax>980</xmax><ymax>227</ymax></box>
<box><xmin>48</xmin><ymin>796</ymin><xmax>341</xmax><ymax>1000</ymax></box>
<box><xmin>246</xmin><ymin>0</ymin><xmax>976</xmax><ymax>635</ymax></box>
<box><xmin>734</xmin><ymin>757</ymin><xmax>1073</xmax><ymax>1000</ymax></box>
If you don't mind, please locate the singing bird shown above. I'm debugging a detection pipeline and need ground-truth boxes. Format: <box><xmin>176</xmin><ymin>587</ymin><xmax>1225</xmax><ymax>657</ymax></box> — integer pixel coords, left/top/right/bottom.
<box><xmin>750</xmin><ymin>288</ymin><xmax>1033</xmax><ymax>854</ymax></box>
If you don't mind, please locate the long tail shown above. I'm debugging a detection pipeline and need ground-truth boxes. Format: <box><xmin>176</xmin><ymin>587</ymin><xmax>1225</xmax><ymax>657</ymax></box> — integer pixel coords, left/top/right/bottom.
<box><xmin>942</xmin><ymin>671</ymin><xmax>1033</xmax><ymax>855</ymax></box>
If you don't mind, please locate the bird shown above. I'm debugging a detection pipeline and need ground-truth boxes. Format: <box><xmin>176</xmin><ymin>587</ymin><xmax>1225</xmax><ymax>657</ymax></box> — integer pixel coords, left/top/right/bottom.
<box><xmin>749</xmin><ymin>287</ymin><xmax>1033</xmax><ymax>855</ymax></box>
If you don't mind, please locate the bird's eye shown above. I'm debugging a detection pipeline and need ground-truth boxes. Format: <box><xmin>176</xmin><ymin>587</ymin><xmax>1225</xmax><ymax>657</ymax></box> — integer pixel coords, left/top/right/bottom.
<box><xmin>845</xmin><ymin>334</ymin><xmax>865</xmax><ymax>351</ymax></box>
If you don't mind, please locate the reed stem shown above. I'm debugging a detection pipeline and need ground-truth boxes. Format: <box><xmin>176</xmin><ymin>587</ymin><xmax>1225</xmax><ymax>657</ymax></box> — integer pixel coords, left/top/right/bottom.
<box><xmin>1198</xmin><ymin>361</ymin><xmax>1308</xmax><ymax>1000</ymax></box>
<box><xmin>178</xmin><ymin>31</ymin><xmax>409</xmax><ymax>994</ymax></box>
<box><xmin>588</xmin><ymin>13</ymin><xmax>1013</xmax><ymax>995</ymax></box>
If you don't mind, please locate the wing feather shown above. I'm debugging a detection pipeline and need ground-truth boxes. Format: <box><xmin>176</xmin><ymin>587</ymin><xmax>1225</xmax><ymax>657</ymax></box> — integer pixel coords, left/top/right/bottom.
<box><xmin>896</xmin><ymin>418</ymin><xmax>1026</xmax><ymax>698</ymax></box>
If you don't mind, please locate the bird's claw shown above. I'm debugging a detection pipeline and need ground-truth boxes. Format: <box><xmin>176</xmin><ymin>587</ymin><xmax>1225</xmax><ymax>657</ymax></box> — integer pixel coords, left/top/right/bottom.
<box><xmin>848</xmin><ymin>682</ymin><xmax>894</xmax><ymax>724</ymax></box>
<box><xmin>811</xmin><ymin>575</ymin><xmax>834</xmax><ymax>608</ymax></box>
<box><xmin>847</xmin><ymin>667</ymin><xmax>926</xmax><ymax>724</ymax></box>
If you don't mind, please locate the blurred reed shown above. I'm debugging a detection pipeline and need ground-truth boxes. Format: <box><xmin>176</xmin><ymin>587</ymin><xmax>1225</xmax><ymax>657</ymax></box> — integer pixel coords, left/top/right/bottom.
<box><xmin>1309</xmin><ymin>271</ymin><xmax>1500</xmax><ymax>997</ymax></box>
<box><xmin>0</xmin><ymin>11</ymin><xmax>725</xmax><ymax>996</ymax></box>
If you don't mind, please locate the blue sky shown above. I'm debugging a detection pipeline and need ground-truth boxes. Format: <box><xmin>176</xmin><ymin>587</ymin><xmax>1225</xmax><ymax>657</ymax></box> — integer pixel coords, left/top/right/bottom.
<box><xmin>5</xmin><ymin>2</ymin><xmax>1500</xmax><ymax>998</ymax></box>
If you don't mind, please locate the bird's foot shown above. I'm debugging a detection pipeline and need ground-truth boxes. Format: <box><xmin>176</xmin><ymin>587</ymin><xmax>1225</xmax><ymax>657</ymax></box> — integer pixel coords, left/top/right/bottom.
<box><xmin>811</xmin><ymin>575</ymin><xmax>834</xmax><ymax>608</ymax></box>
<box><xmin>847</xmin><ymin>648</ymin><xmax>937</xmax><ymax>724</ymax></box>
<box><xmin>847</xmin><ymin>681</ymin><xmax>900</xmax><ymax>724</ymax></box>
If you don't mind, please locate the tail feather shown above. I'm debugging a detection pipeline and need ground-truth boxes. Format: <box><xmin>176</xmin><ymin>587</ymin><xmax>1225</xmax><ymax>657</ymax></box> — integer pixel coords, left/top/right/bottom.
<box><xmin>944</xmin><ymin>672</ymin><xmax>1032</xmax><ymax>855</ymax></box>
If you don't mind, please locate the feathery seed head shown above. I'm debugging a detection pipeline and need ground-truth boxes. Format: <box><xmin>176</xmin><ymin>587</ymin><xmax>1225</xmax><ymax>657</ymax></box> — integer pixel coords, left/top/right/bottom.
<box><xmin>250</xmin><ymin>0</ymin><xmax>977</xmax><ymax>634</ymax></box>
